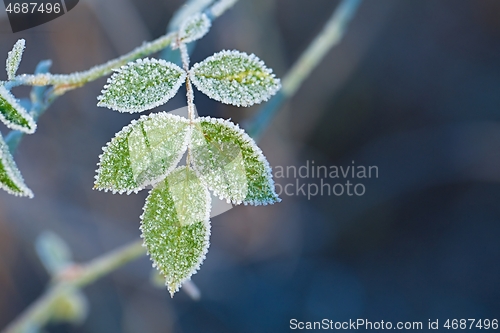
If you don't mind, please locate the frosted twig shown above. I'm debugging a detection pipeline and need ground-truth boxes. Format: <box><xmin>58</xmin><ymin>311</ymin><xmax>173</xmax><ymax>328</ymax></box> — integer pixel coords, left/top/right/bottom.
<box><xmin>179</xmin><ymin>43</ymin><xmax>195</xmax><ymax>120</ymax></box>
<box><xmin>14</xmin><ymin>33</ymin><xmax>175</xmax><ymax>88</ymax></box>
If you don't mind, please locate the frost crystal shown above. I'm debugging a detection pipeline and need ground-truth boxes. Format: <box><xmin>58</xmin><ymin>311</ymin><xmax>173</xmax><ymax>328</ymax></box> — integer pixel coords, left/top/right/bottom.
<box><xmin>141</xmin><ymin>166</ymin><xmax>211</xmax><ymax>296</ymax></box>
<box><xmin>190</xmin><ymin>119</ymin><xmax>247</xmax><ymax>204</ymax></box>
<box><xmin>166</xmin><ymin>166</ymin><xmax>212</xmax><ymax>226</ymax></box>
<box><xmin>190</xmin><ymin>117</ymin><xmax>280</xmax><ymax>205</ymax></box>
<box><xmin>0</xmin><ymin>133</ymin><xmax>33</xmax><ymax>198</ymax></box>
<box><xmin>190</xmin><ymin>50</ymin><xmax>281</xmax><ymax>107</ymax></box>
<box><xmin>6</xmin><ymin>39</ymin><xmax>25</xmax><ymax>80</ymax></box>
<box><xmin>176</xmin><ymin>13</ymin><xmax>211</xmax><ymax>47</ymax></box>
<box><xmin>97</xmin><ymin>58</ymin><xmax>186</xmax><ymax>113</ymax></box>
<box><xmin>0</xmin><ymin>85</ymin><xmax>36</xmax><ymax>134</ymax></box>
<box><xmin>94</xmin><ymin>113</ymin><xmax>190</xmax><ymax>194</ymax></box>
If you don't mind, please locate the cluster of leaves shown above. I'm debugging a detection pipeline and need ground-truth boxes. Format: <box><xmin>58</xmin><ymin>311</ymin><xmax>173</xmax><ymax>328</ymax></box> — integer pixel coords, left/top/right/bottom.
<box><xmin>94</xmin><ymin>14</ymin><xmax>282</xmax><ymax>296</ymax></box>
<box><xmin>0</xmin><ymin>14</ymin><xmax>282</xmax><ymax>296</ymax></box>
<box><xmin>0</xmin><ymin>39</ymin><xmax>35</xmax><ymax>198</ymax></box>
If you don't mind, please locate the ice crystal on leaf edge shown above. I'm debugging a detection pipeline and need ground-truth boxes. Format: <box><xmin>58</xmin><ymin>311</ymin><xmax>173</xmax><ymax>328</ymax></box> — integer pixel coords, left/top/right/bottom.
<box><xmin>0</xmin><ymin>86</ymin><xmax>36</xmax><ymax>134</ymax></box>
<box><xmin>190</xmin><ymin>50</ymin><xmax>281</xmax><ymax>107</ymax></box>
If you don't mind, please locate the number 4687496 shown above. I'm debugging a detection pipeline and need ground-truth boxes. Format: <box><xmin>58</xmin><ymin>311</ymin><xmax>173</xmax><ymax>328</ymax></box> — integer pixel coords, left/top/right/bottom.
<box><xmin>443</xmin><ymin>319</ymin><xmax>498</xmax><ymax>330</ymax></box>
<box><xmin>6</xmin><ymin>2</ymin><xmax>61</xmax><ymax>14</ymax></box>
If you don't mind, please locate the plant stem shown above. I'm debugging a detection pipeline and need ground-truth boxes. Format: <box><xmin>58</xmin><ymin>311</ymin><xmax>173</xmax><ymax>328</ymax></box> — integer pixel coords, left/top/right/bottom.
<box><xmin>246</xmin><ymin>0</ymin><xmax>363</xmax><ymax>140</ymax></box>
<box><xmin>179</xmin><ymin>43</ymin><xmax>195</xmax><ymax>121</ymax></box>
<box><xmin>208</xmin><ymin>0</ymin><xmax>238</xmax><ymax>19</ymax></box>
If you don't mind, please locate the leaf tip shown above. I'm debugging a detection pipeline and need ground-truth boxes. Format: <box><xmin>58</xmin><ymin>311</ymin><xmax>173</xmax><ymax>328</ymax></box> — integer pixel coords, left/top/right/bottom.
<box><xmin>6</xmin><ymin>39</ymin><xmax>26</xmax><ymax>80</ymax></box>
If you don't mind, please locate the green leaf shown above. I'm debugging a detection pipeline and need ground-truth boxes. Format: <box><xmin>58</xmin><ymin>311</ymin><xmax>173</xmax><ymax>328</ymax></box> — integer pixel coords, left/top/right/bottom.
<box><xmin>177</xmin><ymin>13</ymin><xmax>211</xmax><ymax>46</ymax></box>
<box><xmin>141</xmin><ymin>166</ymin><xmax>211</xmax><ymax>296</ymax></box>
<box><xmin>95</xmin><ymin>113</ymin><xmax>190</xmax><ymax>194</ymax></box>
<box><xmin>0</xmin><ymin>132</ymin><xmax>33</xmax><ymax>197</ymax></box>
<box><xmin>190</xmin><ymin>117</ymin><xmax>280</xmax><ymax>205</ymax></box>
<box><xmin>0</xmin><ymin>86</ymin><xmax>36</xmax><ymax>134</ymax></box>
<box><xmin>97</xmin><ymin>58</ymin><xmax>186</xmax><ymax>113</ymax></box>
<box><xmin>190</xmin><ymin>50</ymin><xmax>281</xmax><ymax>107</ymax></box>
<box><xmin>6</xmin><ymin>39</ymin><xmax>25</xmax><ymax>80</ymax></box>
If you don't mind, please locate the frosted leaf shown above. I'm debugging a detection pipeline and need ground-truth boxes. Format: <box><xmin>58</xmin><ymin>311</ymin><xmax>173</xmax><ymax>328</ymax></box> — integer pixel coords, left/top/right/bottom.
<box><xmin>95</xmin><ymin>113</ymin><xmax>190</xmax><ymax>194</ymax></box>
<box><xmin>190</xmin><ymin>117</ymin><xmax>280</xmax><ymax>205</ymax></box>
<box><xmin>6</xmin><ymin>39</ymin><xmax>25</xmax><ymax>80</ymax></box>
<box><xmin>176</xmin><ymin>13</ymin><xmax>211</xmax><ymax>47</ymax></box>
<box><xmin>190</xmin><ymin>50</ymin><xmax>281</xmax><ymax>107</ymax></box>
<box><xmin>0</xmin><ymin>132</ymin><xmax>33</xmax><ymax>198</ymax></box>
<box><xmin>0</xmin><ymin>86</ymin><xmax>36</xmax><ymax>134</ymax></box>
<box><xmin>141</xmin><ymin>166</ymin><xmax>211</xmax><ymax>296</ymax></box>
<box><xmin>97</xmin><ymin>58</ymin><xmax>186</xmax><ymax>113</ymax></box>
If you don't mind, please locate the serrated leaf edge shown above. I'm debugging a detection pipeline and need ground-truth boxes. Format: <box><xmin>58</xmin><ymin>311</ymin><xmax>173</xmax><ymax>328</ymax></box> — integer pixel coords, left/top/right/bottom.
<box><xmin>97</xmin><ymin>58</ymin><xmax>187</xmax><ymax>113</ymax></box>
<box><xmin>190</xmin><ymin>116</ymin><xmax>281</xmax><ymax>206</ymax></box>
<box><xmin>0</xmin><ymin>86</ymin><xmax>36</xmax><ymax>134</ymax></box>
<box><xmin>94</xmin><ymin>112</ymin><xmax>191</xmax><ymax>194</ymax></box>
<box><xmin>189</xmin><ymin>50</ymin><xmax>281</xmax><ymax>107</ymax></box>
<box><xmin>0</xmin><ymin>133</ymin><xmax>33</xmax><ymax>198</ymax></box>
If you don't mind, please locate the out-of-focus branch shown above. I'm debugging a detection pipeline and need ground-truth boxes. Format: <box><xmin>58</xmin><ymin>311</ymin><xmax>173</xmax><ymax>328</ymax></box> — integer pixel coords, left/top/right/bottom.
<box><xmin>246</xmin><ymin>0</ymin><xmax>363</xmax><ymax>140</ymax></box>
<box><xmin>2</xmin><ymin>241</ymin><xmax>145</xmax><ymax>333</ymax></box>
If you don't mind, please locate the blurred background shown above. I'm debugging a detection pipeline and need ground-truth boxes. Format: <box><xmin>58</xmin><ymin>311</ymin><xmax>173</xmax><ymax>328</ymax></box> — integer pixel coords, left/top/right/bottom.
<box><xmin>0</xmin><ymin>0</ymin><xmax>499</xmax><ymax>332</ymax></box>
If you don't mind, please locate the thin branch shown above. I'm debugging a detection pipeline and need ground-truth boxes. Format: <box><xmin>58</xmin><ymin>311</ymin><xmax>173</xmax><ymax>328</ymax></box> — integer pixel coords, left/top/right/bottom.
<box><xmin>179</xmin><ymin>43</ymin><xmax>195</xmax><ymax>121</ymax></box>
<box><xmin>72</xmin><ymin>240</ymin><xmax>145</xmax><ymax>288</ymax></box>
<box><xmin>14</xmin><ymin>33</ymin><xmax>175</xmax><ymax>88</ymax></box>
<box><xmin>208</xmin><ymin>0</ymin><xmax>238</xmax><ymax>18</ymax></box>
<box><xmin>245</xmin><ymin>0</ymin><xmax>363</xmax><ymax>140</ymax></box>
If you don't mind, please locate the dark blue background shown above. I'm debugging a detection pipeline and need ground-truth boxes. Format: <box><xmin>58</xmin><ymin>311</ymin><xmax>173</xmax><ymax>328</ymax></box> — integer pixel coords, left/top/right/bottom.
<box><xmin>0</xmin><ymin>0</ymin><xmax>498</xmax><ymax>332</ymax></box>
